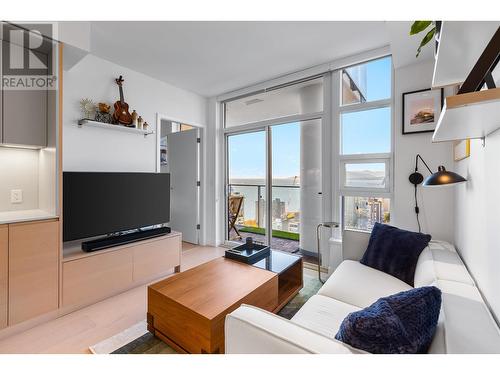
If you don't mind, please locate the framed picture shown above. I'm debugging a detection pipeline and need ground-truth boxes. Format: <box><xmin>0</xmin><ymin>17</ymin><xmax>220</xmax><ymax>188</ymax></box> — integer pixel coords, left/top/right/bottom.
<box><xmin>402</xmin><ymin>88</ymin><xmax>443</xmax><ymax>135</ymax></box>
<box><xmin>454</xmin><ymin>139</ymin><xmax>471</xmax><ymax>161</ymax></box>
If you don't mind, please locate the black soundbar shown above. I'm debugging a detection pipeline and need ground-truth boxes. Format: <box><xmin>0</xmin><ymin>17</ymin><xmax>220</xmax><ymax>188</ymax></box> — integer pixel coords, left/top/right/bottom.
<box><xmin>81</xmin><ymin>227</ymin><xmax>171</xmax><ymax>252</ymax></box>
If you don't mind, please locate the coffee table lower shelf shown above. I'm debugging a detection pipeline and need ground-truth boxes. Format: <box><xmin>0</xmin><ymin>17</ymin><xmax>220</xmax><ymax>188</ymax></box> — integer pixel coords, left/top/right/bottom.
<box><xmin>273</xmin><ymin>258</ymin><xmax>303</xmax><ymax>312</ymax></box>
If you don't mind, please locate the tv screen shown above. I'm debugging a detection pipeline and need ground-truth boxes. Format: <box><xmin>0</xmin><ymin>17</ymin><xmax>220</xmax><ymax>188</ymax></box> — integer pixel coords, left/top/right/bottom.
<box><xmin>63</xmin><ymin>172</ymin><xmax>170</xmax><ymax>242</ymax></box>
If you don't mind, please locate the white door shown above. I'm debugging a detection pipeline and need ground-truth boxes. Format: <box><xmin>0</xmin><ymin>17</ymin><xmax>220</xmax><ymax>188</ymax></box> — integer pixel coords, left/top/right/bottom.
<box><xmin>167</xmin><ymin>129</ymin><xmax>199</xmax><ymax>244</ymax></box>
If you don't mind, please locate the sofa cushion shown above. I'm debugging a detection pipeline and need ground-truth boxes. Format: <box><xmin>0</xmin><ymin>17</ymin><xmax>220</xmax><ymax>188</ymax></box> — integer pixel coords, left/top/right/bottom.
<box><xmin>318</xmin><ymin>260</ymin><xmax>412</xmax><ymax>308</ymax></box>
<box><xmin>414</xmin><ymin>241</ymin><xmax>475</xmax><ymax>287</ymax></box>
<box><xmin>435</xmin><ymin>280</ymin><xmax>500</xmax><ymax>353</ymax></box>
<box><xmin>360</xmin><ymin>223</ymin><xmax>432</xmax><ymax>286</ymax></box>
<box><xmin>291</xmin><ymin>295</ymin><xmax>360</xmax><ymax>339</ymax></box>
<box><xmin>427</xmin><ymin>304</ymin><xmax>446</xmax><ymax>354</ymax></box>
<box><xmin>413</xmin><ymin>246</ymin><xmax>436</xmax><ymax>287</ymax></box>
<box><xmin>335</xmin><ymin>286</ymin><xmax>442</xmax><ymax>354</ymax></box>
<box><xmin>225</xmin><ymin>304</ymin><xmax>364</xmax><ymax>354</ymax></box>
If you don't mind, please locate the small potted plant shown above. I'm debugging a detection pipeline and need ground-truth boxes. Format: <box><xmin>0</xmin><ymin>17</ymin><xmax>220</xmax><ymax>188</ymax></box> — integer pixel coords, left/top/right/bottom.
<box><xmin>410</xmin><ymin>21</ymin><xmax>442</xmax><ymax>57</ymax></box>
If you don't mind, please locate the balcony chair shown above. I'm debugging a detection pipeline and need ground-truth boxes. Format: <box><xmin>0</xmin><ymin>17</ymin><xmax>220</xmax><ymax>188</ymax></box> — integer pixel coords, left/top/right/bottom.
<box><xmin>228</xmin><ymin>195</ymin><xmax>244</xmax><ymax>240</ymax></box>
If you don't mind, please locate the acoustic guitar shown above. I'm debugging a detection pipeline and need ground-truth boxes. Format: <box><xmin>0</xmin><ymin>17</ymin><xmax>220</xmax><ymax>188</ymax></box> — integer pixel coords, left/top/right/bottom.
<box><xmin>113</xmin><ymin>76</ymin><xmax>133</xmax><ymax>126</ymax></box>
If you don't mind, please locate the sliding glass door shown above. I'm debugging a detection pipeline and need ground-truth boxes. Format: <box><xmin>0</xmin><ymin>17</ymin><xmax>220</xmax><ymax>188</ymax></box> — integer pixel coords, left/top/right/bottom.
<box><xmin>225</xmin><ymin>121</ymin><xmax>322</xmax><ymax>258</ymax></box>
<box><xmin>227</xmin><ymin>131</ymin><xmax>267</xmax><ymax>244</ymax></box>
<box><xmin>224</xmin><ymin>76</ymin><xmax>325</xmax><ymax>261</ymax></box>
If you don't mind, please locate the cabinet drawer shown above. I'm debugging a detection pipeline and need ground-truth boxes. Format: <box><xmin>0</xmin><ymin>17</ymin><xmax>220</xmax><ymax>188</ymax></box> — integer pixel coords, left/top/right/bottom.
<box><xmin>0</xmin><ymin>225</ymin><xmax>7</xmax><ymax>329</ymax></box>
<box><xmin>132</xmin><ymin>236</ymin><xmax>181</xmax><ymax>283</ymax></box>
<box><xmin>63</xmin><ymin>248</ymin><xmax>133</xmax><ymax>308</ymax></box>
<box><xmin>8</xmin><ymin>220</ymin><xmax>59</xmax><ymax>325</ymax></box>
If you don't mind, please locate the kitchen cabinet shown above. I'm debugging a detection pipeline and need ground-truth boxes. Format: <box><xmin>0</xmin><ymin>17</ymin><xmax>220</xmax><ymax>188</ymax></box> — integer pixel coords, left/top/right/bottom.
<box><xmin>8</xmin><ymin>220</ymin><xmax>59</xmax><ymax>325</ymax></box>
<box><xmin>1</xmin><ymin>39</ymin><xmax>48</xmax><ymax>148</ymax></box>
<box><xmin>0</xmin><ymin>225</ymin><xmax>7</xmax><ymax>329</ymax></box>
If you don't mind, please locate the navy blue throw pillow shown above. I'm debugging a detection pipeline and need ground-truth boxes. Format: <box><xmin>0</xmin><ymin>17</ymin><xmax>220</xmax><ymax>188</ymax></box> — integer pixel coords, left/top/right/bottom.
<box><xmin>360</xmin><ymin>223</ymin><xmax>431</xmax><ymax>286</ymax></box>
<box><xmin>335</xmin><ymin>286</ymin><xmax>442</xmax><ymax>354</ymax></box>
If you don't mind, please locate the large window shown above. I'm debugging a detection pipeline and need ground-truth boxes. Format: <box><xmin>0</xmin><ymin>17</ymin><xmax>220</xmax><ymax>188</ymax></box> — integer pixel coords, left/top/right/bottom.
<box><xmin>342</xmin><ymin>56</ymin><xmax>392</xmax><ymax>105</ymax></box>
<box><xmin>341</xmin><ymin>107</ymin><xmax>391</xmax><ymax>155</ymax></box>
<box><xmin>222</xmin><ymin>53</ymin><xmax>393</xmax><ymax>247</ymax></box>
<box><xmin>343</xmin><ymin>196</ymin><xmax>391</xmax><ymax>231</ymax></box>
<box><xmin>339</xmin><ymin>56</ymin><xmax>392</xmax><ymax>231</ymax></box>
<box><xmin>342</xmin><ymin>161</ymin><xmax>389</xmax><ymax>191</ymax></box>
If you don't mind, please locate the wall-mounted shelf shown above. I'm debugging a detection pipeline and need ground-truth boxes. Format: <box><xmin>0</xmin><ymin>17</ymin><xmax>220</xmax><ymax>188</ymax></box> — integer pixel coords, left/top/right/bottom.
<box><xmin>77</xmin><ymin>119</ymin><xmax>154</xmax><ymax>137</ymax></box>
<box><xmin>432</xmin><ymin>88</ymin><xmax>500</xmax><ymax>142</ymax></box>
<box><xmin>432</xmin><ymin>21</ymin><xmax>499</xmax><ymax>88</ymax></box>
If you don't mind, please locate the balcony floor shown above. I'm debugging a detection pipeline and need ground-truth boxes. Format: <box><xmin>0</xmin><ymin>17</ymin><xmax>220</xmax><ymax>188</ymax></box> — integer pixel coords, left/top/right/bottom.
<box><xmin>229</xmin><ymin>227</ymin><xmax>318</xmax><ymax>265</ymax></box>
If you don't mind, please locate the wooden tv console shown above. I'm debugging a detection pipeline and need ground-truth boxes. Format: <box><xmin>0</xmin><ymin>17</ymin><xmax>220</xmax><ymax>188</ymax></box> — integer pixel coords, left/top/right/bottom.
<box><xmin>62</xmin><ymin>231</ymin><xmax>181</xmax><ymax>310</ymax></box>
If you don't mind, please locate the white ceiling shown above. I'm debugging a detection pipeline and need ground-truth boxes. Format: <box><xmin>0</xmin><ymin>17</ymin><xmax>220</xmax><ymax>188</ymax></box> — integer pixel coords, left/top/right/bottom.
<box><xmin>385</xmin><ymin>21</ymin><xmax>434</xmax><ymax>68</ymax></box>
<box><xmin>88</xmin><ymin>21</ymin><xmax>390</xmax><ymax>97</ymax></box>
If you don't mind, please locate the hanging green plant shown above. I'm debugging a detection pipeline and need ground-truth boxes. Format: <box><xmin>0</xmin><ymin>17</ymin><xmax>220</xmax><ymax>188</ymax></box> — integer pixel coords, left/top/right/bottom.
<box><xmin>410</xmin><ymin>21</ymin><xmax>437</xmax><ymax>58</ymax></box>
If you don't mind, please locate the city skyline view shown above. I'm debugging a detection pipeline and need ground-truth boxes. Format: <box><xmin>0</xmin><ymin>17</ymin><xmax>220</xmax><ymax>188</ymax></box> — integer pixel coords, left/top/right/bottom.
<box><xmin>228</xmin><ymin>56</ymin><xmax>392</xmax><ymax>246</ymax></box>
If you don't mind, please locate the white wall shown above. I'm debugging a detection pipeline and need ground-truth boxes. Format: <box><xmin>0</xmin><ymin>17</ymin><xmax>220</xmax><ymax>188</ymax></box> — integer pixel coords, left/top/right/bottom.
<box><xmin>455</xmin><ymin>132</ymin><xmax>500</xmax><ymax>321</ymax></box>
<box><xmin>63</xmin><ymin>53</ymin><xmax>207</xmax><ymax>172</ymax></box>
<box><xmin>0</xmin><ymin>148</ymin><xmax>39</xmax><ymax>212</ymax></box>
<box><xmin>327</xmin><ymin>59</ymin><xmax>455</xmax><ymax>270</ymax></box>
<box><xmin>0</xmin><ymin>147</ymin><xmax>56</xmax><ymax>215</ymax></box>
<box><xmin>392</xmin><ymin>60</ymin><xmax>454</xmax><ymax>242</ymax></box>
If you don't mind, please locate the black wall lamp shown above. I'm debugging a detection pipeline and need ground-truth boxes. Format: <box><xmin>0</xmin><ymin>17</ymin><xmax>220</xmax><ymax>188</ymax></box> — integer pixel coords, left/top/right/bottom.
<box><xmin>409</xmin><ymin>154</ymin><xmax>467</xmax><ymax>231</ymax></box>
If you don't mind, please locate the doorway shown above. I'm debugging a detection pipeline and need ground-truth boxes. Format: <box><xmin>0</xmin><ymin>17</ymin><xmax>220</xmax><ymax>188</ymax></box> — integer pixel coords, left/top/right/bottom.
<box><xmin>157</xmin><ymin>117</ymin><xmax>201</xmax><ymax>245</ymax></box>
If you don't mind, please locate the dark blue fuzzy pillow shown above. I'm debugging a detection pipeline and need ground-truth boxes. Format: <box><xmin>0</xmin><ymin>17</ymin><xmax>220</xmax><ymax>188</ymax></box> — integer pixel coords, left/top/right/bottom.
<box><xmin>335</xmin><ymin>286</ymin><xmax>442</xmax><ymax>354</ymax></box>
<box><xmin>360</xmin><ymin>223</ymin><xmax>431</xmax><ymax>286</ymax></box>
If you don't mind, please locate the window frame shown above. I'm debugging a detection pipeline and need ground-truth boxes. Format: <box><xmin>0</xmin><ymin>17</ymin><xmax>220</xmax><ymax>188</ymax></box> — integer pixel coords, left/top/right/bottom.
<box><xmin>223</xmin><ymin>75</ymin><xmax>325</xmax><ymax>129</ymax></box>
<box><xmin>221</xmin><ymin>75</ymin><xmax>329</xmax><ymax>247</ymax></box>
<box><xmin>339</xmin><ymin>154</ymin><xmax>391</xmax><ymax>196</ymax></box>
<box><xmin>336</xmin><ymin>56</ymin><xmax>394</xmax><ymax>231</ymax></box>
<box><xmin>216</xmin><ymin>49</ymin><xmax>393</xmax><ymax>244</ymax></box>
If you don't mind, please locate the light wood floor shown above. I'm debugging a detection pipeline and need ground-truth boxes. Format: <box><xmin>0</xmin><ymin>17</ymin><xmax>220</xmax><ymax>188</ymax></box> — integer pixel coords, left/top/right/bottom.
<box><xmin>0</xmin><ymin>243</ymin><xmax>226</xmax><ymax>354</ymax></box>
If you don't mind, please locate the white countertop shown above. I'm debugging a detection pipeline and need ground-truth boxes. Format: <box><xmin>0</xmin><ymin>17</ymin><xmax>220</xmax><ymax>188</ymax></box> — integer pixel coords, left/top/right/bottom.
<box><xmin>0</xmin><ymin>209</ymin><xmax>58</xmax><ymax>225</ymax></box>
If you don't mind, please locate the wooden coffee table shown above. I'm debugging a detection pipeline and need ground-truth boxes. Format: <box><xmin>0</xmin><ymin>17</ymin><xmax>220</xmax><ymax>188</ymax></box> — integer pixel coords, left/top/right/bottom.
<box><xmin>147</xmin><ymin>257</ymin><xmax>279</xmax><ymax>354</ymax></box>
<box><xmin>252</xmin><ymin>250</ymin><xmax>303</xmax><ymax>311</ymax></box>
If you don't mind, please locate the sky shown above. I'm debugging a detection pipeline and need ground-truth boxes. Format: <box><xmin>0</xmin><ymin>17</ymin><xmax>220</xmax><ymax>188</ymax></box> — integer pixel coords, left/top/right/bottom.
<box><xmin>228</xmin><ymin>57</ymin><xmax>391</xmax><ymax>178</ymax></box>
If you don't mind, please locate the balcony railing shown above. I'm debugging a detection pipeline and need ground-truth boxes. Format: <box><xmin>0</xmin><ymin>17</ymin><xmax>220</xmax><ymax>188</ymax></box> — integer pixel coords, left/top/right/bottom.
<box><xmin>228</xmin><ymin>183</ymin><xmax>300</xmax><ymax>241</ymax></box>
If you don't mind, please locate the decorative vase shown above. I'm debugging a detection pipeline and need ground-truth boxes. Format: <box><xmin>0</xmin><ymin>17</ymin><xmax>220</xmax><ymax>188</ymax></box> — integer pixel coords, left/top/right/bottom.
<box><xmin>95</xmin><ymin>111</ymin><xmax>113</xmax><ymax>124</ymax></box>
<box><xmin>80</xmin><ymin>98</ymin><xmax>96</xmax><ymax>119</ymax></box>
<box><xmin>131</xmin><ymin>110</ymin><xmax>138</xmax><ymax>128</ymax></box>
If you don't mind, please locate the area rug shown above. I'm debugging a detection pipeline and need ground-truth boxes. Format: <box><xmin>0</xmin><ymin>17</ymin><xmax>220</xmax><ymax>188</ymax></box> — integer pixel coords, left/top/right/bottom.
<box><xmin>90</xmin><ymin>272</ymin><xmax>322</xmax><ymax>354</ymax></box>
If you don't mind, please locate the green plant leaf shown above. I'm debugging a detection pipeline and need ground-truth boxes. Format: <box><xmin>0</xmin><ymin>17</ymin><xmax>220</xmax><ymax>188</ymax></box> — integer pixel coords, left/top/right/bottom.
<box><xmin>416</xmin><ymin>27</ymin><xmax>436</xmax><ymax>57</ymax></box>
<box><xmin>410</xmin><ymin>21</ymin><xmax>432</xmax><ymax>35</ymax></box>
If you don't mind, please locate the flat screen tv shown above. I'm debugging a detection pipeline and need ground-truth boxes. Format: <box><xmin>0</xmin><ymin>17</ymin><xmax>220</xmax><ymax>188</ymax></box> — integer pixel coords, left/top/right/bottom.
<box><xmin>63</xmin><ymin>172</ymin><xmax>170</xmax><ymax>242</ymax></box>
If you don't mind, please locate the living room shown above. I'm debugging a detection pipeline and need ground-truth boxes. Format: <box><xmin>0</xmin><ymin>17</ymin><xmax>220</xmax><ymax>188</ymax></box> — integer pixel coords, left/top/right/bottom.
<box><xmin>1</xmin><ymin>1</ymin><xmax>500</xmax><ymax>373</ymax></box>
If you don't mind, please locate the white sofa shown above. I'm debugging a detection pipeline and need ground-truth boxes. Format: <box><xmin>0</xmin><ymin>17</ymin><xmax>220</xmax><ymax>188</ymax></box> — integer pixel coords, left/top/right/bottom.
<box><xmin>225</xmin><ymin>230</ymin><xmax>500</xmax><ymax>354</ymax></box>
